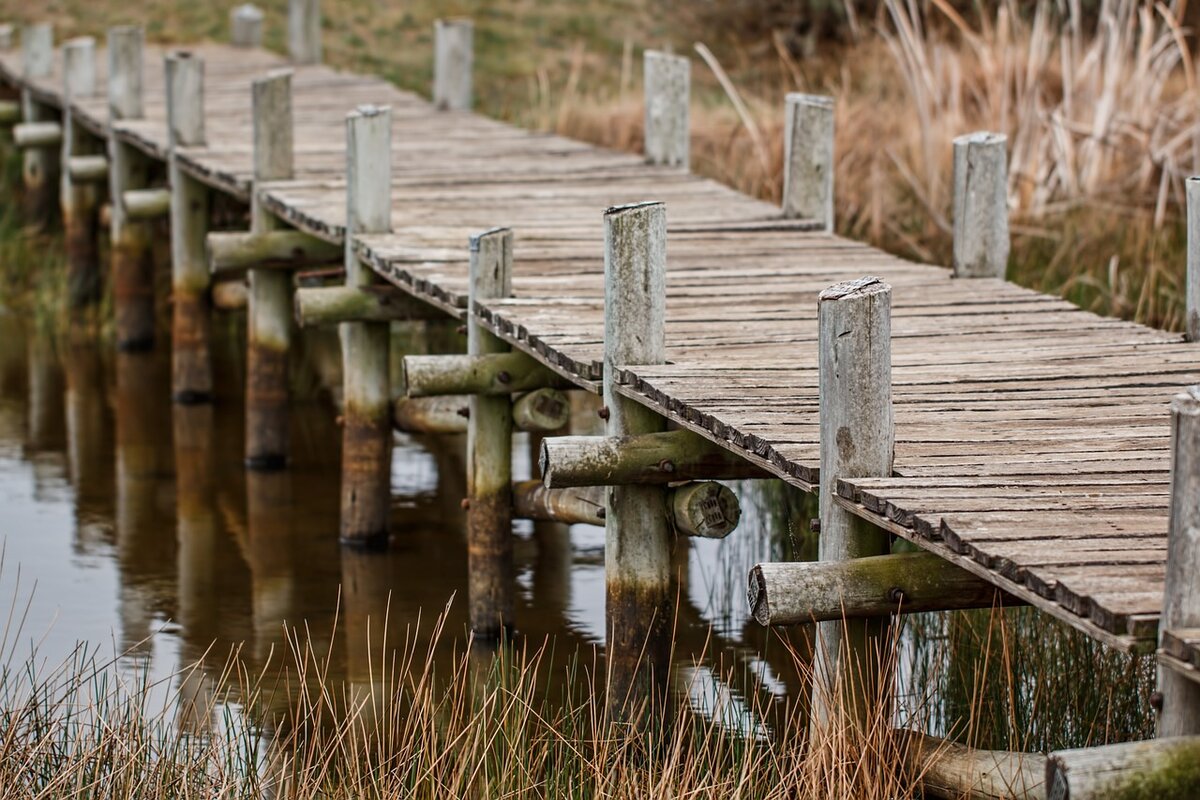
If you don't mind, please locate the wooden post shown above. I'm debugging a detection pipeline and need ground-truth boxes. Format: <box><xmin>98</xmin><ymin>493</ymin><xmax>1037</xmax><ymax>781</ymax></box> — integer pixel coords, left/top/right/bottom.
<box><xmin>61</xmin><ymin>37</ymin><xmax>102</xmax><ymax>314</ymax></box>
<box><xmin>246</xmin><ymin>69</ymin><xmax>294</xmax><ymax>469</ymax></box>
<box><xmin>433</xmin><ymin>19</ymin><xmax>473</xmax><ymax>111</ymax></box>
<box><xmin>952</xmin><ymin>131</ymin><xmax>1009</xmax><ymax>279</ymax></box>
<box><xmin>1186</xmin><ymin>178</ymin><xmax>1200</xmax><ymax>342</ymax></box>
<box><xmin>108</xmin><ymin>26</ymin><xmax>156</xmax><ymax>352</ymax></box>
<box><xmin>603</xmin><ymin>201</ymin><xmax>672</xmax><ymax>718</ymax></box>
<box><xmin>643</xmin><ymin>51</ymin><xmax>689</xmax><ymax>168</ymax></box>
<box><xmin>0</xmin><ymin>25</ymin><xmax>12</xmax><ymax>51</ymax></box>
<box><xmin>811</xmin><ymin>276</ymin><xmax>894</xmax><ymax>732</ymax></box>
<box><xmin>231</xmin><ymin>4</ymin><xmax>264</xmax><ymax>48</ymax></box>
<box><xmin>288</xmin><ymin>0</ymin><xmax>321</xmax><ymax>64</ymax></box>
<box><xmin>167</xmin><ymin>52</ymin><xmax>213</xmax><ymax>404</ymax></box>
<box><xmin>467</xmin><ymin>227</ymin><xmax>514</xmax><ymax>638</ymax></box>
<box><xmin>782</xmin><ymin>93</ymin><xmax>834</xmax><ymax>232</ymax></box>
<box><xmin>340</xmin><ymin>105</ymin><xmax>392</xmax><ymax>548</ymax></box>
<box><xmin>1159</xmin><ymin>386</ymin><xmax>1200</xmax><ymax>736</ymax></box>
<box><xmin>20</xmin><ymin>23</ymin><xmax>58</xmax><ymax>228</ymax></box>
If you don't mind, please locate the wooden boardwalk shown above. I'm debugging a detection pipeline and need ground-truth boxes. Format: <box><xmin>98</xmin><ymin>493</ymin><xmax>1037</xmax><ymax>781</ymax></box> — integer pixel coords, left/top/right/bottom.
<box><xmin>1</xmin><ymin>38</ymin><xmax>1194</xmax><ymax>657</ymax></box>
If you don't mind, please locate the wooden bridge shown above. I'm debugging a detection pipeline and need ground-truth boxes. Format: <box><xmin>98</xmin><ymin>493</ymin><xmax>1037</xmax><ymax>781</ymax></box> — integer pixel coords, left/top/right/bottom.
<box><xmin>1</xmin><ymin>6</ymin><xmax>1199</xmax><ymax>797</ymax></box>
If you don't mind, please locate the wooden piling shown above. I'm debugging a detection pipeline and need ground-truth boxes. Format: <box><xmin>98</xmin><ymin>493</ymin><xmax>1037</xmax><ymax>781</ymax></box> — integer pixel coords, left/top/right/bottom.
<box><xmin>1186</xmin><ymin>177</ymin><xmax>1200</xmax><ymax>341</ymax></box>
<box><xmin>0</xmin><ymin>24</ymin><xmax>12</xmax><ymax>51</ymax></box>
<box><xmin>288</xmin><ymin>0</ymin><xmax>321</xmax><ymax>64</ymax></box>
<box><xmin>467</xmin><ymin>227</ymin><xmax>515</xmax><ymax>639</ymax></box>
<box><xmin>433</xmin><ymin>20</ymin><xmax>473</xmax><ymax>111</ymax></box>
<box><xmin>643</xmin><ymin>51</ymin><xmax>689</xmax><ymax>168</ymax></box>
<box><xmin>602</xmin><ymin>201</ymin><xmax>672</xmax><ymax>717</ymax></box>
<box><xmin>108</xmin><ymin>26</ymin><xmax>156</xmax><ymax>352</ymax></box>
<box><xmin>811</xmin><ymin>275</ymin><xmax>894</xmax><ymax>732</ymax></box>
<box><xmin>952</xmin><ymin>131</ymin><xmax>1009</xmax><ymax>279</ymax></box>
<box><xmin>782</xmin><ymin>93</ymin><xmax>834</xmax><ymax>232</ymax></box>
<box><xmin>246</xmin><ymin>69</ymin><xmax>294</xmax><ymax>469</ymax></box>
<box><xmin>167</xmin><ymin>52</ymin><xmax>213</xmax><ymax>403</ymax></box>
<box><xmin>231</xmin><ymin>4</ymin><xmax>264</xmax><ymax>48</ymax></box>
<box><xmin>340</xmin><ymin>105</ymin><xmax>393</xmax><ymax>548</ymax></box>
<box><xmin>20</xmin><ymin>23</ymin><xmax>58</xmax><ymax>228</ymax></box>
<box><xmin>61</xmin><ymin>37</ymin><xmax>102</xmax><ymax>313</ymax></box>
<box><xmin>1159</xmin><ymin>386</ymin><xmax>1200</xmax><ymax>736</ymax></box>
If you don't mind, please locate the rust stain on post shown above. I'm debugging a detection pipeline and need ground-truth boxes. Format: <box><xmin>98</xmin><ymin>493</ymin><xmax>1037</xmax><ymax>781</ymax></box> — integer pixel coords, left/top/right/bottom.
<box><xmin>245</xmin><ymin>341</ymin><xmax>288</xmax><ymax>469</ymax></box>
<box><xmin>112</xmin><ymin>230</ymin><xmax>156</xmax><ymax>351</ymax></box>
<box><xmin>171</xmin><ymin>290</ymin><xmax>212</xmax><ymax>403</ymax></box>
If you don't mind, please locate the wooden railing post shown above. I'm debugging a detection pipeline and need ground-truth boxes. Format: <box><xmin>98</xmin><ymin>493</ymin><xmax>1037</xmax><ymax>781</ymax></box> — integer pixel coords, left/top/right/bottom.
<box><xmin>61</xmin><ymin>36</ymin><xmax>102</xmax><ymax>314</ymax></box>
<box><xmin>340</xmin><ymin>105</ymin><xmax>393</xmax><ymax>548</ymax></box>
<box><xmin>433</xmin><ymin>19</ymin><xmax>473</xmax><ymax>111</ymax></box>
<box><xmin>167</xmin><ymin>52</ymin><xmax>213</xmax><ymax>403</ymax></box>
<box><xmin>952</xmin><ymin>131</ymin><xmax>1009</xmax><ymax>279</ymax></box>
<box><xmin>782</xmin><ymin>93</ymin><xmax>834</xmax><ymax>232</ymax></box>
<box><xmin>811</xmin><ymin>276</ymin><xmax>894</xmax><ymax>733</ymax></box>
<box><xmin>643</xmin><ymin>51</ymin><xmax>689</xmax><ymax>169</ymax></box>
<box><xmin>288</xmin><ymin>0</ymin><xmax>321</xmax><ymax>64</ymax></box>
<box><xmin>108</xmin><ymin>26</ymin><xmax>157</xmax><ymax>351</ymax></box>
<box><xmin>467</xmin><ymin>227</ymin><xmax>514</xmax><ymax>638</ymax></box>
<box><xmin>246</xmin><ymin>69</ymin><xmax>294</xmax><ymax>469</ymax></box>
<box><xmin>20</xmin><ymin>23</ymin><xmax>57</xmax><ymax>227</ymax></box>
<box><xmin>1158</xmin><ymin>387</ymin><xmax>1200</xmax><ymax>736</ymax></box>
<box><xmin>1186</xmin><ymin>178</ymin><xmax>1200</xmax><ymax>341</ymax></box>
<box><xmin>231</xmin><ymin>4</ymin><xmax>264</xmax><ymax>48</ymax></box>
<box><xmin>603</xmin><ymin>201</ymin><xmax>672</xmax><ymax>718</ymax></box>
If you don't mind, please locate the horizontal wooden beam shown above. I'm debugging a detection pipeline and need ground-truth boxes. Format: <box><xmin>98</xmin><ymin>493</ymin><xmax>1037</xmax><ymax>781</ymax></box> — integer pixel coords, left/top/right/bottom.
<box><xmin>1046</xmin><ymin>736</ymin><xmax>1200</xmax><ymax>800</ymax></box>
<box><xmin>295</xmin><ymin>284</ymin><xmax>442</xmax><ymax>326</ymax></box>
<box><xmin>393</xmin><ymin>388</ymin><xmax>570</xmax><ymax>435</ymax></box>
<box><xmin>0</xmin><ymin>100</ymin><xmax>20</xmax><ymax>125</ymax></box>
<box><xmin>13</xmin><ymin>121</ymin><xmax>62</xmax><ymax>148</ymax></box>
<box><xmin>208</xmin><ymin>230</ymin><xmax>342</xmax><ymax>275</ymax></box>
<box><xmin>513</xmin><ymin>480</ymin><xmax>605</xmax><ymax>525</ymax></box>
<box><xmin>123</xmin><ymin>188</ymin><xmax>172</xmax><ymax>220</ymax></box>
<box><xmin>898</xmin><ymin>729</ymin><xmax>1044</xmax><ymax>800</ymax></box>
<box><xmin>401</xmin><ymin>351</ymin><xmax>574</xmax><ymax>397</ymax></box>
<box><xmin>748</xmin><ymin>552</ymin><xmax>1018</xmax><ymax>626</ymax></box>
<box><xmin>67</xmin><ymin>155</ymin><xmax>108</xmax><ymax>182</ymax></box>
<box><xmin>513</xmin><ymin>388</ymin><xmax>569</xmax><ymax>433</ymax></box>
<box><xmin>540</xmin><ymin>429</ymin><xmax>768</xmax><ymax>488</ymax></box>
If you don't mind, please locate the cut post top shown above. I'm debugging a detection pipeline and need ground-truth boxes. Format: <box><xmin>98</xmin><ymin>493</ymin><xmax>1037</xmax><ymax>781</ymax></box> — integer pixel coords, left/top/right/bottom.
<box><xmin>786</xmin><ymin>92</ymin><xmax>834</xmax><ymax>109</ymax></box>
<box><xmin>62</xmin><ymin>37</ymin><xmax>96</xmax><ymax>100</ymax></box>
<box><xmin>21</xmin><ymin>22</ymin><xmax>53</xmax><ymax>79</ymax></box>
<box><xmin>819</xmin><ymin>275</ymin><xmax>887</xmax><ymax>303</ymax></box>
<box><xmin>107</xmin><ymin>25</ymin><xmax>144</xmax><ymax>121</ymax></box>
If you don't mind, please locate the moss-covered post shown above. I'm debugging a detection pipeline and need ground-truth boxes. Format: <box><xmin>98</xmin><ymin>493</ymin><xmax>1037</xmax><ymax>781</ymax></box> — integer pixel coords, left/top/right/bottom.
<box><xmin>782</xmin><ymin>93</ymin><xmax>834</xmax><ymax>232</ymax></box>
<box><xmin>810</xmin><ymin>276</ymin><xmax>894</xmax><ymax>734</ymax></box>
<box><xmin>167</xmin><ymin>52</ymin><xmax>213</xmax><ymax>404</ymax></box>
<box><xmin>20</xmin><ymin>23</ymin><xmax>57</xmax><ymax>228</ymax></box>
<box><xmin>61</xmin><ymin>37</ymin><xmax>102</xmax><ymax>314</ymax></box>
<box><xmin>952</xmin><ymin>132</ymin><xmax>1009</xmax><ymax>279</ymax></box>
<box><xmin>603</xmin><ymin>201</ymin><xmax>672</xmax><ymax>718</ymax></box>
<box><xmin>643</xmin><ymin>51</ymin><xmax>689</xmax><ymax>168</ymax></box>
<box><xmin>246</xmin><ymin>69</ymin><xmax>294</xmax><ymax>469</ymax></box>
<box><xmin>467</xmin><ymin>227</ymin><xmax>514</xmax><ymax>639</ymax></box>
<box><xmin>433</xmin><ymin>19</ymin><xmax>473</xmax><ymax>111</ymax></box>
<box><xmin>108</xmin><ymin>26</ymin><xmax>156</xmax><ymax>351</ymax></box>
<box><xmin>288</xmin><ymin>0</ymin><xmax>321</xmax><ymax>64</ymax></box>
<box><xmin>231</xmin><ymin>4</ymin><xmax>264</xmax><ymax>48</ymax></box>
<box><xmin>340</xmin><ymin>105</ymin><xmax>393</xmax><ymax>548</ymax></box>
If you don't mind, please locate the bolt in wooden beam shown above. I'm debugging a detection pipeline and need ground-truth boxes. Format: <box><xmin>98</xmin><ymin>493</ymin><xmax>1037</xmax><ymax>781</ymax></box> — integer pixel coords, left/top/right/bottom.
<box><xmin>231</xmin><ymin>4</ymin><xmax>264</xmax><ymax>48</ymax></box>
<box><xmin>288</xmin><ymin>0</ymin><xmax>321</xmax><ymax>64</ymax></box>
<box><xmin>1186</xmin><ymin>178</ymin><xmax>1200</xmax><ymax>342</ymax></box>
<box><xmin>21</xmin><ymin>23</ymin><xmax>57</xmax><ymax>228</ymax></box>
<box><xmin>811</xmin><ymin>275</ymin><xmax>894</xmax><ymax>734</ymax></box>
<box><xmin>400</xmin><ymin>351</ymin><xmax>573</xmax><ymax>397</ymax></box>
<box><xmin>952</xmin><ymin>131</ymin><xmax>1009</xmax><ymax>279</ymax></box>
<box><xmin>1046</xmin><ymin>736</ymin><xmax>1200</xmax><ymax>800</ymax></box>
<box><xmin>603</xmin><ymin>200</ymin><xmax>671</xmax><ymax>718</ymax></box>
<box><xmin>61</xmin><ymin>36</ymin><xmax>102</xmax><ymax>314</ymax></box>
<box><xmin>782</xmin><ymin>93</ymin><xmax>834</xmax><ymax>231</ymax></box>
<box><xmin>433</xmin><ymin>19</ymin><xmax>473</xmax><ymax>111</ymax></box>
<box><xmin>643</xmin><ymin>51</ymin><xmax>689</xmax><ymax>168</ymax></box>
<box><xmin>1159</xmin><ymin>386</ymin><xmax>1200</xmax><ymax>736</ymax></box>
<box><xmin>246</xmin><ymin>68</ymin><xmax>294</xmax><ymax>469</ymax></box>
<box><xmin>340</xmin><ymin>104</ymin><xmax>393</xmax><ymax>548</ymax></box>
<box><xmin>166</xmin><ymin>51</ymin><xmax>213</xmax><ymax>404</ymax></box>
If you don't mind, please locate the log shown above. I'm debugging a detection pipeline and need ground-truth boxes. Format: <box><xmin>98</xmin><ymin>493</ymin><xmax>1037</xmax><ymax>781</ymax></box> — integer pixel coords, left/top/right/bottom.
<box><xmin>643</xmin><ymin>51</ymin><xmax>690</xmax><ymax>168</ymax></box>
<box><xmin>512</xmin><ymin>388</ymin><xmax>570</xmax><ymax>433</ymax></box>
<box><xmin>67</xmin><ymin>155</ymin><xmax>108</xmax><ymax>182</ymax></box>
<box><xmin>1046</xmin><ymin>736</ymin><xmax>1200</xmax><ymax>800</ymax></box>
<box><xmin>898</xmin><ymin>730</ymin><xmax>1044</xmax><ymax>800</ymax></box>
<box><xmin>433</xmin><ymin>19</ymin><xmax>473</xmax><ymax>111</ymax></box>
<box><xmin>540</xmin><ymin>428</ymin><xmax>768</xmax><ymax>488</ymax></box>
<box><xmin>782</xmin><ymin>93</ymin><xmax>834</xmax><ymax>231</ymax></box>
<box><xmin>512</xmin><ymin>479</ymin><xmax>738</xmax><ymax>537</ymax></box>
<box><xmin>513</xmin><ymin>480</ymin><xmax>604</xmax><ymax>525</ymax></box>
<box><xmin>952</xmin><ymin>131</ymin><xmax>1009</xmax><ymax>279</ymax></box>
<box><xmin>748</xmin><ymin>552</ymin><xmax>1016</xmax><ymax>626</ymax></box>
<box><xmin>670</xmin><ymin>480</ymin><xmax>739</xmax><ymax>539</ymax></box>
<box><xmin>13</xmin><ymin>121</ymin><xmax>61</xmax><ymax>148</ymax></box>
<box><xmin>294</xmin><ymin>284</ymin><xmax>439</xmax><ymax>325</ymax></box>
<box><xmin>209</xmin><ymin>229</ymin><xmax>342</xmax><ymax>274</ymax></box>
<box><xmin>401</xmin><ymin>351</ymin><xmax>573</xmax><ymax>397</ymax></box>
<box><xmin>289</xmin><ymin>0</ymin><xmax>321</xmax><ymax>64</ymax></box>
<box><xmin>393</xmin><ymin>396</ymin><xmax>469</xmax><ymax>434</ymax></box>
<box><xmin>122</xmin><ymin>187</ymin><xmax>171</xmax><ymax>219</ymax></box>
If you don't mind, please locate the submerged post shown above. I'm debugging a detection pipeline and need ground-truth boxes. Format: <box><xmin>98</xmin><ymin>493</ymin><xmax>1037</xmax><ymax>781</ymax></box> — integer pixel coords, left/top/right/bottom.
<box><xmin>1158</xmin><ymin>387</ymin><xmax>1200</xmax><ymax>736</ymax></box>
<box><xmin>811</xmin><ymin>276</ymin><xmax>894</xmax><ymax>732</ymax></box>
<box><xmin>231</xmin><ymin>4</ymin><xmax>264</xmax><ymax>48</ymax></box>
<box><xmin>167</xmin><ymin>52</ymin><xmax>212</xmax><ymax>403</ymax></box>
<box><xmin>433</xmin><ymin>19</ymin><xmax>473</xmax><ymax>111</ymax></box>
<box><xmin>340</xmin><ymin>105</ymin><xmax>393</xmax><ymax>548</ymax></box>
<box><xmin>467</xmin><ymin>227</ymin><xmax>515</xmax><ymax>638</ymax></box>
<box><xmin>643</xmin><ymin>51</ymin><xmax>689</xmax><ymax>169</ymax></box>
<box><xmin>603</xmin><ymin>201</ymin><xmax>672</xmax><ymax>717</ymax></box>
<box><xmin>952</xmin><ymin>131</ymin><xmax>1009</xmax><ymax>279</ymax></box>
<box><xmin>782</xmin><ymin>93</ymin><xmax>834</xmax><ymax>232</ymax></box>
<box><xmin>61</xmin><ymin>37</ymin><xmax>101</xmax><ymax>314</ymax></box>
<box><xmin>20</xmin><ymin>23</ymin><xmax>58</xmax><ymax>227</ymax></box>
<box><xmin>1186</xmin><ymin>178</ymin><xmax>1200</xmax><ymax>341</ymax></box>
<box><xmin>288</xmin><ymin>0</ymin><xmax>321</xmax><ymax>64</ymax></box>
